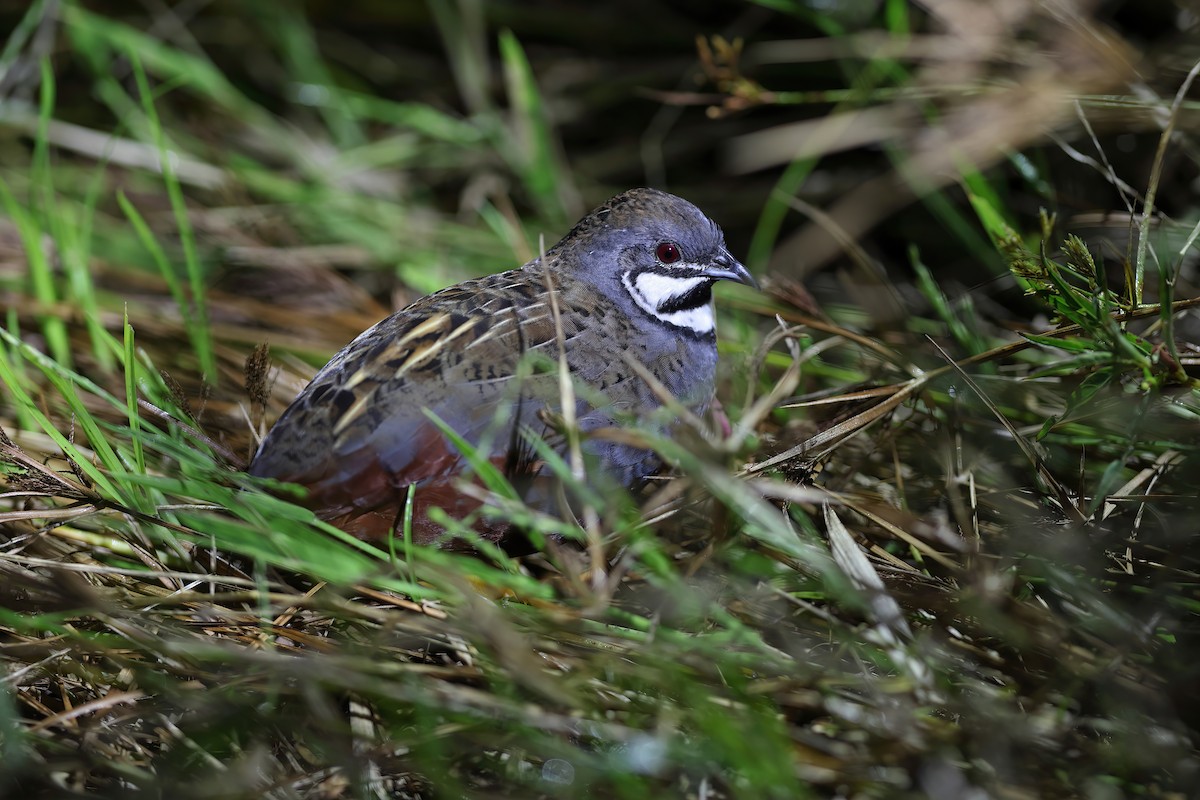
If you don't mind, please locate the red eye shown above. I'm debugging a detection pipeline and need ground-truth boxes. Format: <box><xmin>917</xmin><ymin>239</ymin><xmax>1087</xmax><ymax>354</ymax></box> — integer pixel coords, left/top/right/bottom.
<box><xmin>655</xmin><ymin>241</ymin><xmax>682</xmax><ymax>264</ymax></box>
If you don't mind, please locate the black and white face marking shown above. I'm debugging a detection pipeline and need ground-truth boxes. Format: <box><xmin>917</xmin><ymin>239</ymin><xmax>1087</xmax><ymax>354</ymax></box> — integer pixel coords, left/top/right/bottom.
<box><xmin>622</xmin><ymin>268</ymin><xmax>716</xmax><ymax>334</ymax></box>
<box><xmin>620</xmin><ymin>239</ymin><xmax>753</xmax><ymax>335</ymax></box>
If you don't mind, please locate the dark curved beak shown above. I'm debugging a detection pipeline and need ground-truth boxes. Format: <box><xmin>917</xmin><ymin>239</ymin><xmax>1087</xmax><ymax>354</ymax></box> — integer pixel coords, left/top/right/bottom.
<box><xmin>705</xmin><ymin>249</ymin><xmax>758</xmax><ymax>290</ymax></box>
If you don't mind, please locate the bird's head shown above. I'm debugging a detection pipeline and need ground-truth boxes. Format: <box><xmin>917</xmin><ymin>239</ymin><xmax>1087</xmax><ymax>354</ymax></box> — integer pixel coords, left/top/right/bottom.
<box><xmin>545</xmin><ymin>188</ymin><xmax>756</xmax><ymax>337</ymax></box>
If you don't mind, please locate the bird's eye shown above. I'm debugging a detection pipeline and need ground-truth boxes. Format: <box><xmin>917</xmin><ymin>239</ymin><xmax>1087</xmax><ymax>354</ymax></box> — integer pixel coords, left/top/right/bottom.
<box><xmin>655</xmin><ymin>241</ymin><xmax>682</xmax><ymax>264</ymax></box>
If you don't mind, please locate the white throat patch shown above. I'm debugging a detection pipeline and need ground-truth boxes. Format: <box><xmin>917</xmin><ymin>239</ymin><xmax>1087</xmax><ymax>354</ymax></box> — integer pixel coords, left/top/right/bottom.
<box><xmin>622</xmin><ymin>270</ymin><xmax>715</xmax><ymax>334</ymax></box>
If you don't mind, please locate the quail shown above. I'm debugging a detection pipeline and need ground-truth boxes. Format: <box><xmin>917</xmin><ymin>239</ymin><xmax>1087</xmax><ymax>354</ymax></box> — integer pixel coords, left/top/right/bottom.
<box><xmin>248</xmin><ymin>188</ymin><xmax>755</xmax><ymax>546</ymax></box>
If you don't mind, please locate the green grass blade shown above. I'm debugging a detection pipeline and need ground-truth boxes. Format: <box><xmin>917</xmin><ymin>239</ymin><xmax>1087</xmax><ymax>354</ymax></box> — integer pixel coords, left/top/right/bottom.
<box><xmin>63</xmin><ymin>5</ymin><xmax>283</xmax><ymax>139</ymax></box>
<box><xmin>0</xmin><ymin>0</ymin><xmax>48</xmax><ymax>71</ymax></box>
<box><xmin>127</xmin><ymin>55</ymin><xmax>216</xmax><ymax>382</ymax></box>
<box><xmin>0</xmin><ymin>175</ymin><xmax>69</xmax><ymax>367</ymax></box>
<box><xmin>0</xmin><ymin>333</ymin><xmax>124</xmax><ymax>503</ymax></box>
<box><xmin>123</xmin><ymin>312</ymin><xmax>146</xmax><ymax>476</ymax></box>
<box><xmin>2</xmin><ymin>62</ymin><xmax>73</xmax><ymax>368</ymax></box>
<box><xmin>498</xmin><ymin>29</ymin><xmax>570</xmax><ymax>224</ymax></box>
<box><xmin>116</xmin><ymin>189</ymin><xmax>188</xmax><ymax>324</ymax></box>
<box><xmin>255</xmin><ymin>3</ymin><xmax>364</xmax><ymax>149</ymax></box>
<box><xmin>911</xmin><ymin>246</ymin><xmax>989</xmax><ymax>356</ymax></box>
<box><xmin>423</xmin><ymin>409</ymin><xmax>521</xmax><ymax>502</ymax></box>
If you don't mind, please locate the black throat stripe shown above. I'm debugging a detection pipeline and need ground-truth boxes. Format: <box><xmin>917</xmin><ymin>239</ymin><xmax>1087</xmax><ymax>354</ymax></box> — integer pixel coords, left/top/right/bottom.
<box><xmin>657</xmin><ymin>281</ymin><xmax>714</xmax><ymax>315</ymax></box>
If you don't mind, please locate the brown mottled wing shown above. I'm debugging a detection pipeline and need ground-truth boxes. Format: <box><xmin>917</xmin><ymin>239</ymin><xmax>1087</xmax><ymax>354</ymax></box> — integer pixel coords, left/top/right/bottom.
<box><xmin>248</xmin><ymin>269</ymin><xmax>630</xmax><ymax>524</ymax></box>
